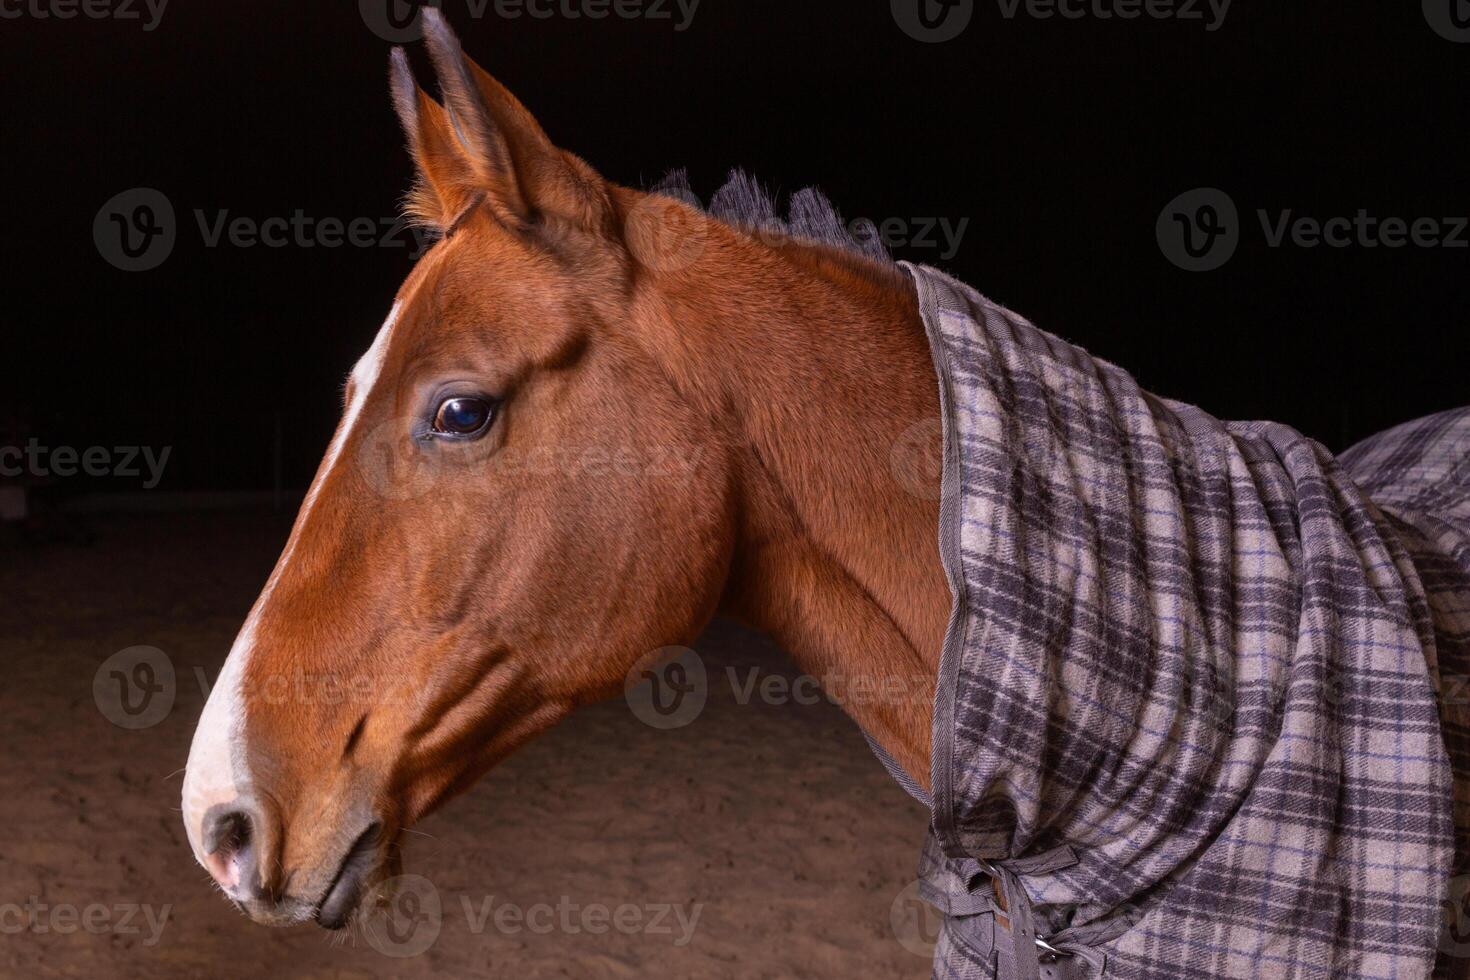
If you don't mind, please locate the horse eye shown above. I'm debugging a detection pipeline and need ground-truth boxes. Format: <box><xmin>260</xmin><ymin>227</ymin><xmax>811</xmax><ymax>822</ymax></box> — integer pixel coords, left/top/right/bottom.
<box><xmin>431</xmin><ymin>396</ymin><xmax>495</xmax><ymax>437</ymax></box>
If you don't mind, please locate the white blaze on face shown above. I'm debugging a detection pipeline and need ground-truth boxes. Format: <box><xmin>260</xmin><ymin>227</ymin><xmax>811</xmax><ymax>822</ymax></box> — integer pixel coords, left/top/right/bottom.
<box><xmin>182</xmin><ymin>302</ymin><xmax>403</xmax><ymax>870</ymax></box>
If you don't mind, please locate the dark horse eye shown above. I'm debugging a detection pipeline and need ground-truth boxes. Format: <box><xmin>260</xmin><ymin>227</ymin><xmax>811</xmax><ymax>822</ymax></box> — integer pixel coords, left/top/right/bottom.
<box><xmin>431</xmin><ymin>396</ymin><xmax>495</xmax><ymax>437</ymax></box>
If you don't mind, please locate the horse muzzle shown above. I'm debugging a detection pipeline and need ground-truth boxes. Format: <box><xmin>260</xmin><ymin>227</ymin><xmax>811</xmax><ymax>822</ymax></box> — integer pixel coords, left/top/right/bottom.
<box><xmin>194</xmin><ymin>793</ymin><xmax>387</xmax><ymax>929</ymax></box>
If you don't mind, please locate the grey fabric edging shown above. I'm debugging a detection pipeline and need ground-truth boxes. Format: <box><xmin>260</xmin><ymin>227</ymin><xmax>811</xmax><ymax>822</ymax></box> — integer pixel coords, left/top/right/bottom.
<box><xmin>900</xmin><ymin>260</ymin><xmax>967</xmax><ymax>858</ymax></box>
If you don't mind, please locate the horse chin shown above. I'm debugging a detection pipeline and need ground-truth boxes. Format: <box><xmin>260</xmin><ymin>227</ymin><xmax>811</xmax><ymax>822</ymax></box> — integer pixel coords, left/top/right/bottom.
<box><xmin>313</xmin><ymin>822</ymin><xmax>394</xmax><ymax>930</ymax></box>
<box><xmin>238</xmin><ymin>895</ymin><xmax>319</xmax><ymax>928</ymax></box>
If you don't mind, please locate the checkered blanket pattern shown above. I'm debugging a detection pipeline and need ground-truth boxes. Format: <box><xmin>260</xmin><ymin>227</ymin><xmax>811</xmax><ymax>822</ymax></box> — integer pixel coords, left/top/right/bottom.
<box><xmin>905</xmin><ymin>261</ymin><xmax>1470</xmax><ymax>979</ymax></box>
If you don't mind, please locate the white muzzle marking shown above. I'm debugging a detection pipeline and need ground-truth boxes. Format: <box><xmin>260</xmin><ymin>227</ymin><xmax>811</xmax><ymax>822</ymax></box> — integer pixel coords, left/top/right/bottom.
<box><xmin>181</xmin><ymin>302</ymin><xmax>402</xmax><ymax>877</ymax></box>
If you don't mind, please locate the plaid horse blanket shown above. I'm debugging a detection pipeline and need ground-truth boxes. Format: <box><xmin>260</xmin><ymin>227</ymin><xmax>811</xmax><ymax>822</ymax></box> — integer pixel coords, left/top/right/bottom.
<box><xmin>900</xmin><ymin>262</ymin><xmax>1470</xmax><ymax>979</ymax></box>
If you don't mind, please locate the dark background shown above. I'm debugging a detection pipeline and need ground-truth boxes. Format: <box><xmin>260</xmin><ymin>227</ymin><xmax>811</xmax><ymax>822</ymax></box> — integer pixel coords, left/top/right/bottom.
<box><xmin>2</xmin><ymin>0</ymin><xmax>1466</xmax><ymax>495</ymax></box>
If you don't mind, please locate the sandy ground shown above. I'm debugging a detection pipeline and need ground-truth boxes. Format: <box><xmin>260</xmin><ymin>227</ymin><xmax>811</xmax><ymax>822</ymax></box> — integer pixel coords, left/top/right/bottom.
<box><xmin>0</xmin><ymin>512</ymin><xmax>935</xmax><ymax>979</ymax></box>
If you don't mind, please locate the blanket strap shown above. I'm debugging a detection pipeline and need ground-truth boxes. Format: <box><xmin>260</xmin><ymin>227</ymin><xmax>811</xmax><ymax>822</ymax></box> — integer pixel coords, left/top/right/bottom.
<box><xmin>986</xmin><ymin>846</ymin><xmax>1093</xmax><ymax>978</ymax></box>
<box><xmin>990</xmin><ymin>860</ymin><xmax>1045</xmax><ymax>980</ymax></box>
<box><xmin>927</xmin><ymin>845</ymin><xmax>1114</xmax><ymax>978</ymax></box>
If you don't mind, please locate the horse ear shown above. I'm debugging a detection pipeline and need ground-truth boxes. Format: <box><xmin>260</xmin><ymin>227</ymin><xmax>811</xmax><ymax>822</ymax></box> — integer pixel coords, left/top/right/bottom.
<box><xmin>393</xmin><ymin>8</ymin><xmax>612</xmax><ymax>237</ymax></box>
<box><xmin>390</xmin><ymin>46</ymin><xmax>485</xmax><ymax>232</ymax></box>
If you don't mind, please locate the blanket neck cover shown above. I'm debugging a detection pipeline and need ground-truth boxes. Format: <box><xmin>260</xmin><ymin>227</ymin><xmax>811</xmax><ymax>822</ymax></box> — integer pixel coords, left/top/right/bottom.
<box><xmin>899</xmin><ymin>262</ymin><xmax>1470</xmax><ymax>979</ymax></box>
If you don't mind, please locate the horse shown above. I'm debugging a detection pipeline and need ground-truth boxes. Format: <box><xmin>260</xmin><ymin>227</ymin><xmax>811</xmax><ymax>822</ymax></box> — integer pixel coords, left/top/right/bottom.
<box><xmin>182</xmin><ymin>11</ymin><xmax>1470</xmax><ymax>978</ymax></box>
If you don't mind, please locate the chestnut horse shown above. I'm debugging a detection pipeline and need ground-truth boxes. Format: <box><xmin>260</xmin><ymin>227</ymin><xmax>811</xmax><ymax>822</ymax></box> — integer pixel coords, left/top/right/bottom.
<box><xmin>182</xmin><ymin>9</ymin><xmax>945</xmax><ymax>929</ymax></box>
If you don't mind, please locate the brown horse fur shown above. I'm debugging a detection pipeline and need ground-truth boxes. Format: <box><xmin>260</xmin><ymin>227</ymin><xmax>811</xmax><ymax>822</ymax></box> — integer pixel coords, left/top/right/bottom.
<box><xmin>181</xmin><ymin>8</ymin><xmax>947</xmax><ymax>928</ymax></box>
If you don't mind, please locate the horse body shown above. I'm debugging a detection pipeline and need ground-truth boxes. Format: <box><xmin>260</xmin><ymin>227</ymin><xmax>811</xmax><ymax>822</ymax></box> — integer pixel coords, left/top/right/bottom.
<box><xmin>177</xmin><ymin>10</ymin><xmax>1470</xmax><ymax>977</ymax></box>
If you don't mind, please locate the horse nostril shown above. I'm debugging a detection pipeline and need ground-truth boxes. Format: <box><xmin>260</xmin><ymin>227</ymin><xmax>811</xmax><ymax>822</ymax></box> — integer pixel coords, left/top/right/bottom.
<box><xmin>204</xmin><ymin>807</ymin><xmax>251</xmax><ymax>855</ymax></box>
<box><xmin>202</xmin><ymin>805</ymin><xmax>256</xmax><ymax>894</ymax></box>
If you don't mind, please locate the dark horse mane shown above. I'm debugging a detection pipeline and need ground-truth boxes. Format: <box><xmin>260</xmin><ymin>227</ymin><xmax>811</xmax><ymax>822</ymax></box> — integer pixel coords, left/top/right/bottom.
<box><xmin>652</xmin><ymin>168</ymin><xmax>894</xmax><ymax>265</ymax></box>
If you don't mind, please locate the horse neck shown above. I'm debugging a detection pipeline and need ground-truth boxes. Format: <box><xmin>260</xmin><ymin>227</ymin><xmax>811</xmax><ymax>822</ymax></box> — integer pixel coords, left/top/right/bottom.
<box><xmin>638</xmin><ymin>226</ymin><xmax>950</xmax><ymax>789</ymax></box>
